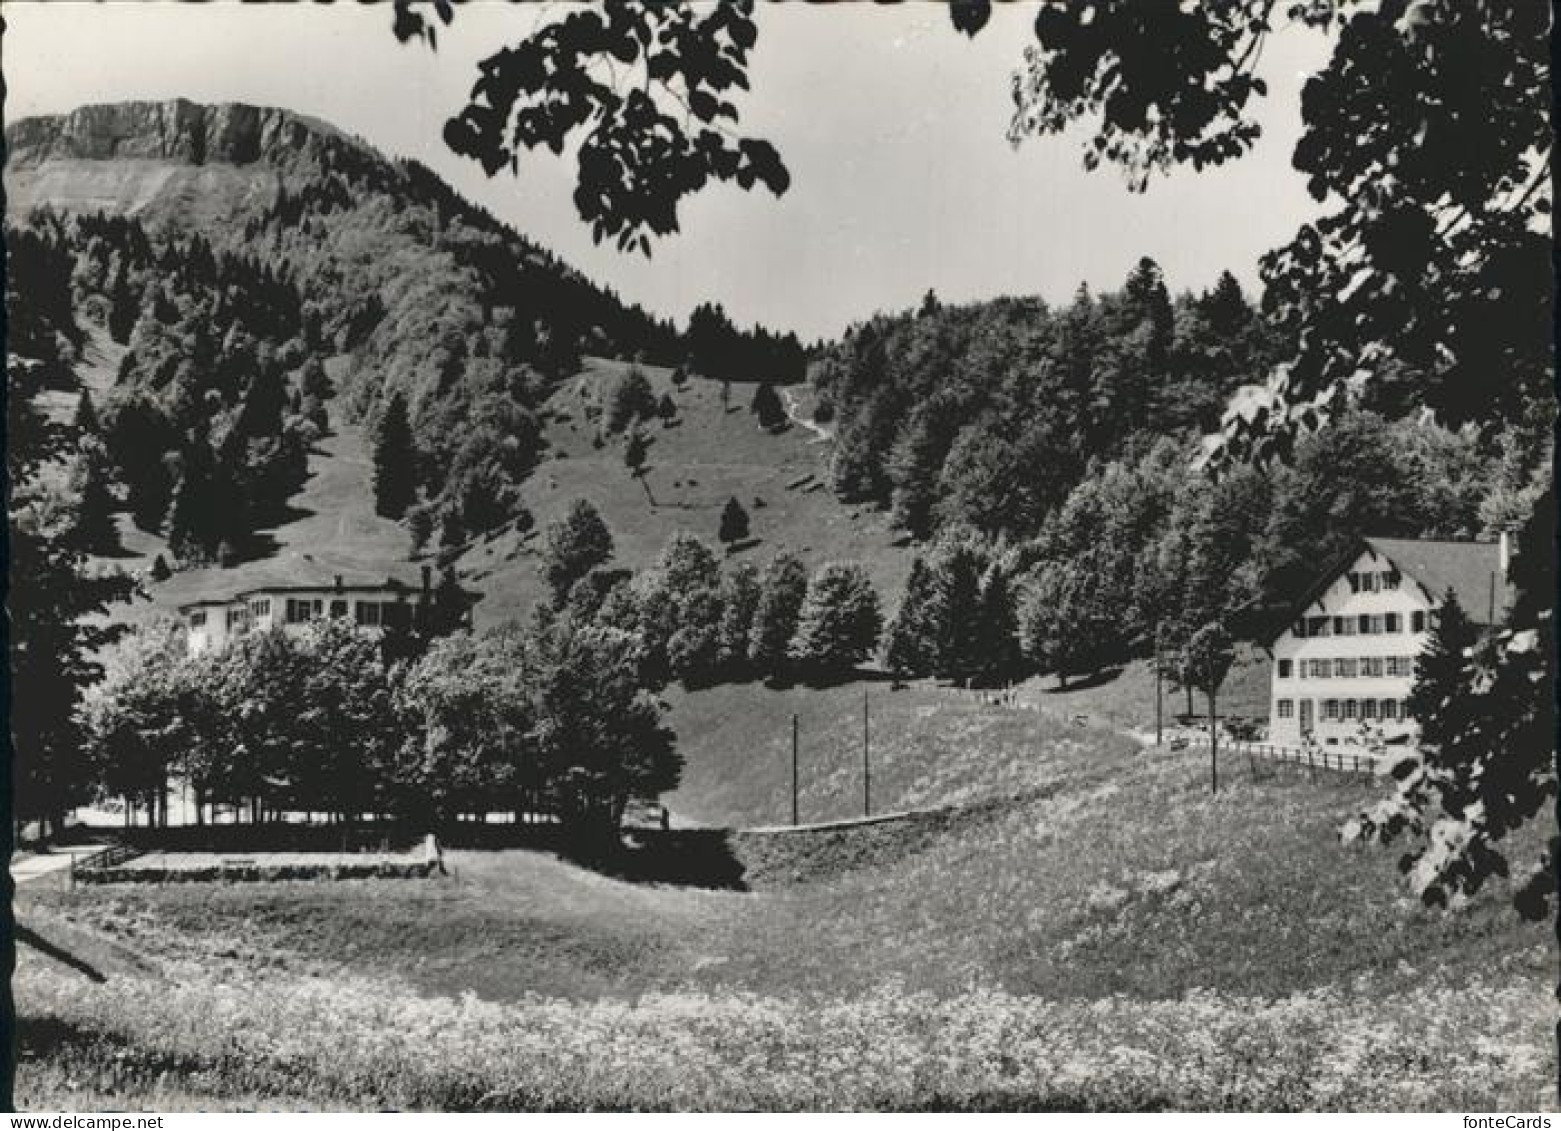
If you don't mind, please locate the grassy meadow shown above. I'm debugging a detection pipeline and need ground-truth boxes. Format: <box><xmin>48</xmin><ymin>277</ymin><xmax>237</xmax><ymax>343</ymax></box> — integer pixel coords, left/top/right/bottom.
<box><xmin>14</xmin><ymin>689</ymin><xmax>1555</xmax><ymax>1111</ymax></box>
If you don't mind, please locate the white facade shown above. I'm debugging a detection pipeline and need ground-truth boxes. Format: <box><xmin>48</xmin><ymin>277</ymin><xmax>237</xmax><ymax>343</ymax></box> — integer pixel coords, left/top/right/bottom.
<box><xmin>1268</xmin><ymin>552</ymin><xmax>1432</xmax><ymax>748</ymax></box>
<box><xmin>183</xmin><ymin>584</ymin><xmax>430</xmax><ymax>656</ymax></box>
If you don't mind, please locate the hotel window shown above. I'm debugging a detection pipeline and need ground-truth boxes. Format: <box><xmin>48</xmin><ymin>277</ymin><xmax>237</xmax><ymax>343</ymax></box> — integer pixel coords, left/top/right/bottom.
<box><xmin>1382</xmin><ymin>571</ymin><xmax>1401</xmax><ymax>590</ymax></box>
<box><xmin>1362</xmin><ymin>656</ymin><xmax>1384</xmax><ymax>678</ymax></box>
<box><xmin>1277</xmin><ymin>699</ymin><xmax>1294</xmax><ymax>719</ymax></box>
<box><xmin>1278</xmin><ymin>659</ymin><xmax>1292</xmax><ymax>678</ymax></box>
<box><xmin>189</xmin><ymin>610</ymin><xmax>207</xmax><ymax>628</ymax></box>
<box><xmin>1347</xmin><ymin>571</ymin><xmax>1361</xmax><ymax>593</ymax></box>
<box><xmin>1384</xmin><ymin>612</ymin><xmax>1401</xmax><ymax>633</ymax></box>
<box><xmin>1362</xmin><ymin>698</ymin><xmax>1378</xmax><ymax>720</ymax></box>
<box><xmin>329</xmin><ymin>599</ymin><xmax>348</xmax><ymax>619</ymax></box>
<box><xmin>1381</xmin><ymin>699</ymin><xmax>1398</xmax><ymax>720</ymax></box>
<box><xmin>1343</xmin><ymin>699</ymin><xmax>1358</xmax><ymax>720</ymax></box>
<box><xmin>1308</xmin><ymin>659</ymin><xmax>1330</xmax><ymax>678</ymax></box>
<box><xmin>1334</xmin><ymin>616</ymin><xmax>1356</xmax><ymax>636</ymax></box>
<box><xmin>355</xmin><ymin>601</ymin><xmax>383</xmax><ymax>627</ymax></box>
<box><xmin>226</xmin><ymin>607</ymin><xmax>249</xmax><ymax>632</ymax></box>
<box><xmin>1357</xmin><ymin>614</ymin><xmax>1373</xmax><ymax>635</ymax></box>
<box><xmin>250</xmin><ymin>598</ymin><xmax>272</xmax><ymax>620</ymax></box>
<box><xmin>1307</xmin><ymin>615</ymin><xmax>1330</xmax><ymax>637</ymax></box>
<box><xmin>1411</xmin><ymin>610</ymin><xmax>1427</xmax><ymax>633</ymax></box>
<box><xmin>1401</xmin><ymin>699</ymin><xmax>1412</xmax><ymax>720</ymax></box>
<box><xmin>1324</xmin><ymin>699</ymin><xmax>1340</xmax><ymax>720</ymax></box>
<box><xmin>1334</xmin><ymin>658</ymin><xmax>1357</xmax><ymax>678</ymax></box>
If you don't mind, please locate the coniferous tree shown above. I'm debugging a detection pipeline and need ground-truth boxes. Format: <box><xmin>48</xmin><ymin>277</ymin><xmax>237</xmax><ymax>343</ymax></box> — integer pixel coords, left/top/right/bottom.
<box><xmin>931</xmin><ymin>541</ymin><xmax>986</xmax><ymax>680</ymax></box>
<box><xmin>975</xmin><ymin>564</ymin><xmax>1021</xmax><ymax>683</ymax></box>
<box><xmin>748</xmin><ymin>552</ymin><xmax>809</xmax><ymax>677</ymax></box>
<box><xmin>9</xmin><ymin>354</ymin><xmax>134</xmax><ymax>840</ymax></box>
<box><xmin>658</xmin><ymin>392</ymin><xmax>678</xmax><ymax>425</ymax></box>
<box><xmin>788</xmin><ymin>562</ymin><xmax>883</xmax><ymax>678</ymax></box>
<box><xmin>882</xmin><ymin>556</ymin><xmax>942</xmax><ymax>678</ymax></box>
<box><xmin>107</xmin><ymin>263</ymin><xmax>138</xmax><ymax>344</ymax></box>
<box><xmin>166</xmin><ymin>442</ymin><xmax>218</xmax><ymax>563</ymax></box>
<box><xmin>71</xmin><ymin>442</ymin><xmax>120</xmax><ymax>555</ymax></box>
<box><xmin>1405</xmin><ymin>590</ymin><xmax>1479</xmax><ymax>744</ymax></box>
<box><xmin>373</xmin><ymin>391</ymin><xmax>418</xmax><ymax>519</ymax></box>
<box><xmin>718</xmin><ymin>496</ymin><xmax>750</xmax><ymax>549</ymax></box>
<box><xmin>751</xmin><ymin>381</ymin><xmax>785</xmax><ymax>430</ymax></box>
<box><xmin>607</xmin><ymin>366</ymin><xmax>656</xmax><ymax>433</ymax></box>
<box><xmin>717</xmin><ymin>562</ymin><xmax>762</xmax><ymax>675</ymax></box>
<box><xmin>625</xmin><ymin>426</ymin><xmax>649</xmax><ymax>477</ymax></box>
<box><xmin>149</xmin><ymin>553</ymin><xmax>172</xmax><ymax>582</ymax></box>
<box><xmin>540</xmin><ymin>499</ymin><xmax>614</xmax><ymax>606</ymax></box>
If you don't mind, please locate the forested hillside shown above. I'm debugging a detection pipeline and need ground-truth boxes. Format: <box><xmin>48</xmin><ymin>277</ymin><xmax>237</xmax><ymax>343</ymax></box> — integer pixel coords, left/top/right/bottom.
<box><xmin>814</xmin><ymin>260</ymin><xmax>1552</xmax><ymax>684</ymax></box>
<box><xmin>4</xmin><ymin>100</ymin><xmax>801</xmax><ymax>562</ymax></box>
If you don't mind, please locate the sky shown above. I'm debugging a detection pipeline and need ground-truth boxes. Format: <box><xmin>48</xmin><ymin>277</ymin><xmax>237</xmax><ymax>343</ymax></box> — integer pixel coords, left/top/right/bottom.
<box><xmin>4</xmin><ymin>2</ymin><xmax>1329</xmax><ymax>341</ymax></box>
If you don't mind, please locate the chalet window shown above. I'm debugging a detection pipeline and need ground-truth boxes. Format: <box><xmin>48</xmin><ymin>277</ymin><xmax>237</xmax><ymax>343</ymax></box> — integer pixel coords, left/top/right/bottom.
<box><xmin>189</xmin><ymin>610</ymin><xmax>207</xmax><ymax>628</ymax></box>
<box><xmin>1334</xmin><ymin>658</ymin><xmax>1357</xmax><ymax>678</ymax></box>
<box><xmin>1362</xmin><ymin>656</ymin><xmax>1384</xmax><ymax>678</ymax></box>
<box><xmin>250</xmin><ymin>598</ymin><xmax>272</xmax><ymax>619</ymax></box>
<box><xmin>1382</xmin><ymin>571</ymin><xmax>1401</xmax><ymax>590</ymax></box>
<box><xmin>1293</xmin><ymin>620</ymin><xmax>1307</xmax><ymax>639</ymax></box>
<box><xmin>285</xmin><ymin>598</ymin><xmax>320</xmax><ymax>625</ymax></box>
<box><xmin>1343</xmin><ymin>699</ymin><xmax>1358</xmax><ymax>720</ymax></box>
<box><xmin>1277</xmin><ymin>699</ymin><xmax>1294</xmax><ymax>719</ymax></box>
<box><xmin>226</xmin><ymin>608</ymin><xmax>249</xmax><ymax>632</ymax></box>
<box><xmin>355</xmin><ymin>601</ymin><xmax>382</xmax><ymax>627</ymax></box>
<box><xmin>1324</xmin><ymin>699</ymin><xmax>1340</xmax><ymax>720</ymax></box>
<box><xmin>1278</xmin><ymin>659</ymin><xmax>1293</xmax><ymax>678</ymax></box>
<box><xmin>1362</xmin><ymin>698</ymin><xmax>1377</xmax><ymax>720</ymax></box>
<box><xmin>329</xmin><ymin>599</ymin><xmax>348</xmax><ymax>618</ymax></box>
<box><xmin>1384</xmin><ymin>612</ymin><xmax>1401</xmax><ymax>633</ymax></box>
<box><xmin>1381</xmin><ymin>699</ymin><xmax>1398</xmax><ymax>720</ymax></box>
<box><xmin>1411</xmin><ymin>610</ymin><xmax>1427</xmax><ymax>633</ymax></box>
<box><xmin>1307</xmin><ymin>616</ymin><xmax>1331</xmax><ymax>637</ymax></box>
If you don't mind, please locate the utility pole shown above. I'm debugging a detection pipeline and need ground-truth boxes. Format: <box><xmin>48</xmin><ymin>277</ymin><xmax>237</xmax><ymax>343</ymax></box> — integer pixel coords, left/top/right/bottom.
<box><xmin>1154</xmin><ymin>623</ymin><xmax>1163</xmax><ymax>748</ymax></box>
<box><xmin>1209</xmin><ymin>687</ymin><xmax>1219</xmax><ymax>795</ymax></box>
<box><xmin>791</xmin><ymin>713</ymin><xmax>799</xmax><ymax>827</ymax></box>
<box><xmin>862</xmin><ymin>684</ymin><xmax>871</xmax><ymax>818</ymax></box>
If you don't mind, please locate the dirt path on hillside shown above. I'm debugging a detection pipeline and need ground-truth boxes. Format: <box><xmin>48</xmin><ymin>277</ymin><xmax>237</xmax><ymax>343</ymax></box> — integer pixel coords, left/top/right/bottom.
<box><xmin>781</xmin><ymin>387</ymin><xmax>832</xmax><ymax>443</ymax></box>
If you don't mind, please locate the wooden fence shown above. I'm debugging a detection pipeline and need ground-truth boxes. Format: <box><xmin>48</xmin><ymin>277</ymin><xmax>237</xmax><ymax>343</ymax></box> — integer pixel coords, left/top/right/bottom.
<box><xmin>942</xmin><ymin>684</ymin><xmax>1382</xmax><ymax>781</ymax></box>
<box><xmin>68</xmin><ymin>842</ymin><xmax>140</xmax><ymax>888</ymax></box>
<box><xmin>1178</xmin><ymin>736</ymin><xmax>1382</xmax><ymax>780</ymax></box>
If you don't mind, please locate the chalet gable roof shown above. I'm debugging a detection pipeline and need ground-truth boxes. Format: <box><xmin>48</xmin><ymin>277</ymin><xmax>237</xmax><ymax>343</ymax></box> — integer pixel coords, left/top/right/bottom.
<box><xmin>1264</xmin><ymin>535</ymin><xmax>1509</xmax><ymax>645</ymax></box>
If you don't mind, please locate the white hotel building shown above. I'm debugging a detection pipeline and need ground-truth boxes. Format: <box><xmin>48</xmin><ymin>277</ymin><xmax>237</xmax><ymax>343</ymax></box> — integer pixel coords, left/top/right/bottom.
<box><xmin>1265</xmin><ymin>536</ymin><xmax>1509</xmax><ymax>748</ymax></box>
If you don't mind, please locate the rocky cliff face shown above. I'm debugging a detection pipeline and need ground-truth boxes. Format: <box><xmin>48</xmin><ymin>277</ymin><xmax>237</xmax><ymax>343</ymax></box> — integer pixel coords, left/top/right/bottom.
<box><xmin>6</xmin><ymin>99</ymin><xmax>350</xmax><ymax>169</ymax></box>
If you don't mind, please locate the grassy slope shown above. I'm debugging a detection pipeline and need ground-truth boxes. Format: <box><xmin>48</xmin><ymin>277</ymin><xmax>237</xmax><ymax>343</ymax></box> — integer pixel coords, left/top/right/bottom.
<box><xmin>664</xmin><ymin>678</ymin><xmax>1135</xmax><ymax>827</ymax></box>
<box><xmin>457</xmin><ymin>359</ymin><xmax>909</xmax><ymax>626</ymax></box>
<box><xmin>16</xmin><ymin>698</ymin><xmax>1552</xmax><ymax>1107</ymax></box>
<box><xmin>19</xmin><ymin>722</ymin><xmax>1550</xmax><ymax>1005</ymax></box>
<box><xmin>1011</xmin><ymin>645</ymin><xmax>1274</xmax><ymax>735</ymax></box>
<box><xmin>81</xmin><ymin>342</ymin><xmax>901</xmax><ymax>632</ymax></box>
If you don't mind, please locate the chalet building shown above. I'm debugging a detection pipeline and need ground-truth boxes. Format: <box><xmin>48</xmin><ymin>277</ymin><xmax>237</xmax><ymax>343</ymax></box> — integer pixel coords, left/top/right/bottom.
<box><xmin>1266</xmin><ymin>535</ymin><xmax>1510</xmax><ymax>748</ymax></box>
<box><xmin>179</xmin><ymin>561</ymin><xmax>470</xmax><ymax>656</ymax></box>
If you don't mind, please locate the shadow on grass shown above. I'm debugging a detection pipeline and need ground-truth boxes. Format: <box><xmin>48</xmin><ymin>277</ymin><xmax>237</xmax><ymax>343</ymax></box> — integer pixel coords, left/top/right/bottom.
<box><xmin>448</xmin><ymin>824</ymin><xmax>750</xmax><ymax>891</ymax></box>
<box><xmin>1042</xmin><ymin>666</ymin><xmax>1124</xmax><ymax>694</ymax></box>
